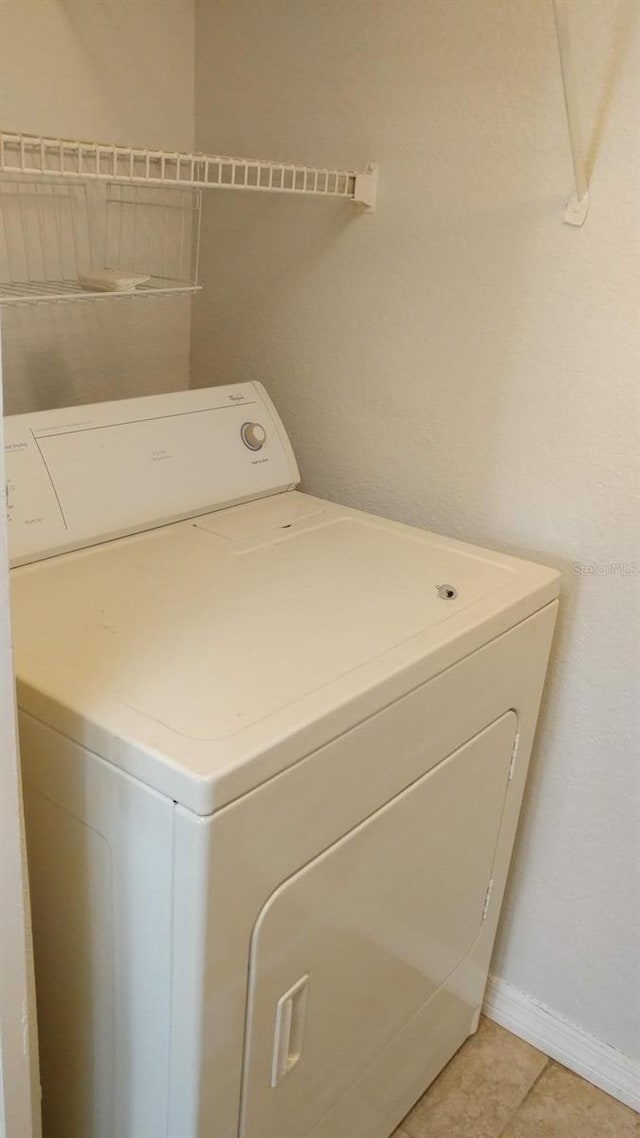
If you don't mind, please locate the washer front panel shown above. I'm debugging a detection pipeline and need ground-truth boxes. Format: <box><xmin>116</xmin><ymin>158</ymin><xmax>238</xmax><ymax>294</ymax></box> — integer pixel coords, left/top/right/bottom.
<box><xmin>168</xmin><ymin>603</ymin><xmax>558</xmax><ymax>1136</ymax></box>
<box><xmin>240</xmin><ymin>714</ymin><xmax>517</xmax><ymax>1137</ymax></box>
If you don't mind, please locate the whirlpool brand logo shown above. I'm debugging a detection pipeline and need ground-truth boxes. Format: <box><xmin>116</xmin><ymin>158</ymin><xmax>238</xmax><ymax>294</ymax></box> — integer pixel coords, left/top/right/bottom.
<box><xmin>228</xmin><ymin>394</ymin><xmax>245</xmax><ymax>402</ymax></box>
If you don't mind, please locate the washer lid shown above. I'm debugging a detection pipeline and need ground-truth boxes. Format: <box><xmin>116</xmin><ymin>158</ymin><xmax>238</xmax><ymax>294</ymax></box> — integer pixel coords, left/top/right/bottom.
<box><xmin>11</xmin><ymin>492</ymin><xmax>560</xmax><ymax>814</ymax></box>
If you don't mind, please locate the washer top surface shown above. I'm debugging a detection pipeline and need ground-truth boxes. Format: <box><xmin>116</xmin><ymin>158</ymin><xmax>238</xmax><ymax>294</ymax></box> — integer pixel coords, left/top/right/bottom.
<box><xmin>11</xmin><ymin>490</ymin><xmax>559</xmax><ymax>814</ymax></box>
<box><xmin>6</xmin><ymin>382</ymin><xmax>559</xmax><ymax>814</ymax></box>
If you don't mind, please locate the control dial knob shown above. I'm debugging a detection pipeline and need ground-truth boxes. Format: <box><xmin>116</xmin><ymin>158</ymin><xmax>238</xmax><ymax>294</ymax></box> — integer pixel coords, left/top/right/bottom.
<box><xmin>241</xmin><ymin>422</ymin><xmax>267</xmax><ymax>451</ymax></box>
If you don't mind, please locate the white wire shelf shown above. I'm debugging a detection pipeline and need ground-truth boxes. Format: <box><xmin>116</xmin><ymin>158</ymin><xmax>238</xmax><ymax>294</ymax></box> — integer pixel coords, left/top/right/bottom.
<box><xmin>0</xmin><ymin>280</ymin><xmax>200</xmax><ymax>305</ymax></box>
<box><xmin>0</xmin><ymin>178</ymin><xmax>201</xmax><ymax>306</ymax></box>
<box><xmin>0</xmin><ymin>131</ymin><xmax>378</xmax><ymax>210</ymax></box>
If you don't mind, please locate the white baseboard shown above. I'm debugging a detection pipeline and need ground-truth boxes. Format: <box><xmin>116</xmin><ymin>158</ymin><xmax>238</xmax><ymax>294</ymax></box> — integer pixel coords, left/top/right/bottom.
<box><xmin>483</xmin><ymin>975</ymin><xmax>640</xmax><ymax>1114</ymax></box>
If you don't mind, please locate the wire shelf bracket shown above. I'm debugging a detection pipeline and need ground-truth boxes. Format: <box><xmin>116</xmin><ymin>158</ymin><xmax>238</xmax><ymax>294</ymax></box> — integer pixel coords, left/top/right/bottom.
<box><xmin>553</xmin><ymin>0</ymin><xmax>590</xmax><ymax>227</ymax></box>
<box><xmin>0</xmin><ymin>132</ymin><xmax>378</xmax><ymax>212</ymax></box>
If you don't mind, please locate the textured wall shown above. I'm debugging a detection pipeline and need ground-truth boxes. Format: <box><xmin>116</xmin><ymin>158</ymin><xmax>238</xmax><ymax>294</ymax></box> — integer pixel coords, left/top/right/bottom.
<box><xmin>193</xmin><ymin>0</ymin><xmax>640</xmax><ymax>1060</ymax></box>
<box><xmin>0</xmin><ymin>0</ymin><xmax>195</xmax><ymax>413</ymax></box>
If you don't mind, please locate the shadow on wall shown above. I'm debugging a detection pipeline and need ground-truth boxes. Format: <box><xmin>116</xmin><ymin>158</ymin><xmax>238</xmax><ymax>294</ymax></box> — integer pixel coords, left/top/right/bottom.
<box><xmin>584</xmin><ymin>0</ymin><xmax>638</xmax><ymax>179</ymax></box>
<box><xmin>58</xmin><ymin>0</ymin><xmax>187</xmax><ymax>151</ymax></box>
<box><xmin>0</xmin><ymin>297</ymin><xmax>193</xmax><ymax>415</ymax></box>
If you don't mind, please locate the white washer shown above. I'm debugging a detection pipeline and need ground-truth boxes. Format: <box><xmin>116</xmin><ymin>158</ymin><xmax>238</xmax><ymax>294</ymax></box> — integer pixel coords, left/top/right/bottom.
<box><xmin>6</xmin><ymin>382</ymin><xmax>559</xmax><ymax>1138</ymax></box>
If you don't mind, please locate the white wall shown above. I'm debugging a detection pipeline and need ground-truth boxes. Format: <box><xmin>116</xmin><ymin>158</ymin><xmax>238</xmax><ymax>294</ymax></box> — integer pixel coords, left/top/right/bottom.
<box><xmin>193</xmin><ymin>0</ymin><xmax>640</xmax><ymax>1070</ymax></box>
<box><xmin>0</xmin><ymin>0</ymin><xmax>195</xmax><ymax>414</ymax></box>
<box><xmin>0</xmin><ymin>333</ymin><xmax>40</xmax><ymax>1138</ymax></box>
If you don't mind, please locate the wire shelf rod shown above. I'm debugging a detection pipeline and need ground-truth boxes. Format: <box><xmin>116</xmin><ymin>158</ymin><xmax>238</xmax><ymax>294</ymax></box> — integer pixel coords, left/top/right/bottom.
<box><xmin>0</xmin><ymin>131</ymin><xmax>378</xmax><ymax>210</ymax></box>
<box><xmin>0</xmin><ymin>280</ymin><xmax>201</xmax><ymax>305</ymax></box>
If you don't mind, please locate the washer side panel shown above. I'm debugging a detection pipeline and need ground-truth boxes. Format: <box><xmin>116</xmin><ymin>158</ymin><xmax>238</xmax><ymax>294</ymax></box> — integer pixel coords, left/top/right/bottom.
<box><xmin>19</xmin><ymin>714</ymin><xmax>175</xmax><ymax>1138</ymax></box>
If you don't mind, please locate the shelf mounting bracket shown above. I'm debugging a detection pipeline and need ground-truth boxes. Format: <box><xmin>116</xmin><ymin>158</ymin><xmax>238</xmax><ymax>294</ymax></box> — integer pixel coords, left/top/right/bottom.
<box><xmin>353</xmin><ymin>163</ymin><xmax>379</xmax><ymax>212</ymax></box>
<box><xmin>553</xmin><ymin>0</ymin><xmax>590</xmax><ymax>227</ymax></box>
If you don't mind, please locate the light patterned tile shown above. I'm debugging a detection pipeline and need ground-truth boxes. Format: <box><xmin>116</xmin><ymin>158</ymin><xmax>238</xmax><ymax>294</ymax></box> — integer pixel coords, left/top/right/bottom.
<box><xmin>401</xmin><ymin>1016</ymin><xmax>548</xmax><ymax>1138</ymax></box>
<box><xmin>502</xmin><ymin>1063</ymin><xmax>640</xmax><ymax>1137</ymax></box>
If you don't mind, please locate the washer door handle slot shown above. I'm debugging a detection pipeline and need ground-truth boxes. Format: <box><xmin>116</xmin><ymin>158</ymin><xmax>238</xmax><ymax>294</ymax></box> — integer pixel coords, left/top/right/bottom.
<box><xmin>270</xmin><ymin>974</ymin><xmax>310</xmax><ymax>1088</ymax></box>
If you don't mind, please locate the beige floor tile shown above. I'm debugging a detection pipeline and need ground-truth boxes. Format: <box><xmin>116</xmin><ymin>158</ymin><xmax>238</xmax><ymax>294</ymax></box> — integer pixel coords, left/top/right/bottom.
<box><xmin>401</xmin><ymin>1016</ymin><xmax>548</xmax><ymax>1138</ymax></box>
<box><xmin>502</xmin><ymin>1063</ymin><xmax>640</xmax><ymax>1137</ymax></box>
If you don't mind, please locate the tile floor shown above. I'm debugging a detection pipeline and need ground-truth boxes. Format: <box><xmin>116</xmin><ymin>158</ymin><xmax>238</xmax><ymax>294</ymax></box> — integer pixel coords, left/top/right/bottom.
<box><xmin>392</xmin><ymin>1017</ymin><xmax>639</xmax><ymax>1138</ymax></box>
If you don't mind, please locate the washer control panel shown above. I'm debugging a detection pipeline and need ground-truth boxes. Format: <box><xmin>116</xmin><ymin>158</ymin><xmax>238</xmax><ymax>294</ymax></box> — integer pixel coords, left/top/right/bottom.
<box><xmin>5</xmin><ymin>382</ymin><xmax>299</xmax><ymax>566</ymax></box>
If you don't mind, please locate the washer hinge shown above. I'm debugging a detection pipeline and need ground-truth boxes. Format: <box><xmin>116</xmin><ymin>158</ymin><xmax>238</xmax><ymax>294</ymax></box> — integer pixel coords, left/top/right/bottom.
<box><xmin>508</xmin><ymin>733</ymin><xmax>521</xmax><ymax>781</ymax></box>
<box><xmin>482</xmin><ymin>878</ymin><xmax>495</xmax><ymax>922</ymax></box>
